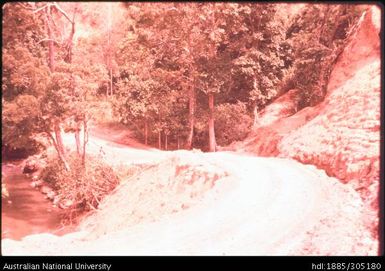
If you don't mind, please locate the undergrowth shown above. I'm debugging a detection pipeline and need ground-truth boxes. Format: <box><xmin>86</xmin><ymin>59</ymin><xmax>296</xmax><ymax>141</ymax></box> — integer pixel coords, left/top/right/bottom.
<box><xmin>40</xmin><ymin>152</ymin><xmax>120</xmax><ymax>223</ymax></box>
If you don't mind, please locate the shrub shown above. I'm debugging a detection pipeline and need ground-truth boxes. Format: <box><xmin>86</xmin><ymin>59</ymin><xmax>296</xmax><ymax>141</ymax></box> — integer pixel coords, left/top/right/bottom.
<box><xmin>214</xmin><ymin>102</ymin><xmax>253</xmax><ymax>146</ymax></box>
<box><xmin>278</xmin><ymin>66</ymin><xmax>297</xmax><ymax>94</ymax></box>
<box><xmin>40</xmin><ymin>152</ymin><xmax>120</xmax><ymax>221</ymax></box>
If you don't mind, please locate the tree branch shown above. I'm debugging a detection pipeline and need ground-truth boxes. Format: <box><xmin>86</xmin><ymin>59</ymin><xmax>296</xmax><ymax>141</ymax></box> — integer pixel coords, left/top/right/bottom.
<box><xmin>17</xmin><ymin>2</ymin><xmax>36</xmax><ymax>10</ymax></box>
<box><xmin>52</xmin><ymin>2</ymin><xmax>74</xmax><ymax>24</ymax></box>
<box><xmin>48</xmin><ymin>3</ymin><xmax>58</xmax><ymax>32</ymax></box>
<box><xmin>37</xmin><ymin>38</ymin><xmax>61</xmax><ymax>45</ymax></box>
<box><xmin>32</xmin><ymin>3</ymin><xmax>51</xmax><ymax>14</ymax></box>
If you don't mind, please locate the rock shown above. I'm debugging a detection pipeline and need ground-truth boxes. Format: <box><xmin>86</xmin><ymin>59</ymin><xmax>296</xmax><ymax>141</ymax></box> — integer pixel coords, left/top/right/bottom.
<box><xmin>34</xmin><ymin>180</ymin><xmax>43</xmax><ymax>187</ymax></box>
<box><xmin>23</xmin><ymin>157</ymin><xmax>41</xmax><ymax>174</ymax></box>
<box><xmin>2</xmin><ymin>183</ymin><xmax>9</xmax><ymax>198</ymax></box>
<box><xmin>30</xmin><ymin>180</ymin><xmax>43</xmax><ymax>188</ymax></box>
<box><xmin>59</xmin><ymin>199</ymin><xmax>73</xmax><ymax>209</ymax></box>
<box><xmin>40</xmin><ymin>185</ymin><xmax>53</xmax><ymax>195</ymax></box>
<box><xmin>46</xmin><ymin>191</ymin><xmax>56</xmax><ymax>200</ymax></box>
<box><xmin>53</xmin><ymin>196</ymin><xmax>61</xmax><ymax>206</ymax></box>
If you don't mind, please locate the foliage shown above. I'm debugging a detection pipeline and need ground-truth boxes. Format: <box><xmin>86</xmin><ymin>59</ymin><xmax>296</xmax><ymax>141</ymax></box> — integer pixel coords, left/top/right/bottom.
<box><xmin>2</xmin><ymin>3</ymin><xmax>46</xmax><ymax>59</ymax></box>
<box><xmin>40</xmin><ymin>152</ymin><xmax>120</xmax><ymax>218</ymax></box>
<box><xmin>283</xmin><ymin>4</ymin><xmax>364</xmax><ymax>108</ymax></box>
<box><xmin>114</xmin><ymin>3</ymin><xmax>290</xmax><ymax>149</ymax></box>
<box><xmin>1</xmin><ymin>3</ymin><xmax>49</xmax><ymax>154</ymax></box>
<box><xmin>214</xmin><ymin>102</ymin><xmax>253</xmax><ymax>146</ymax></box>
<box><xmin>2</xmin><ymin>2</ymin><xmax>367</xmax><ymax>153</ymax></box>
<box><xmin>2</xmin><ymin>95</ymin><xmax>45</xmax><ymax>155</ymax></box>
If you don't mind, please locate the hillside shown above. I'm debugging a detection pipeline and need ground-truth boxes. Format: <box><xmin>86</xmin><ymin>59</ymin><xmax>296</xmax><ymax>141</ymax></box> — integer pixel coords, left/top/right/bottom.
<box><xmin>232</xmin><ymin>5</ymin><xmax>381</xmax><ymax>238</ymax></box>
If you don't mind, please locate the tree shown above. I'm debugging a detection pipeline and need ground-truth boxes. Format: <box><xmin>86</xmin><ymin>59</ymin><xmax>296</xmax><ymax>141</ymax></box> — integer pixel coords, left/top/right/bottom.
<box><xmin>283</xmin><ymin>4</ymin><xmax>364</xmax><ymax>108</ymax></box>
<box><xmin>113</xmin><ymin>3</ymin><xmax>289</xmax><ymax>150</ymax></box>
<box><xmin>37</xmin><ymin>2</ymin><xmax>78</xmax><ymax>170</ymax></box>
<box><xmin>111</xmin><ymin>3</ymin><xmax>363</xmax><ymax>151</ymax></box>
<box><xmin>193</xmin><ymin>3</ymin><xmax>285</xmax><ymax>151</ymax></box>
<box><xmin>8</xmin><ymin>2</ymin><xmax>108</xmax><ymax>169</ymax></box>
<box><xmin>2</xmin><ymin>3</ymin><xmax>49</xmax><ymax>157</ymax></box>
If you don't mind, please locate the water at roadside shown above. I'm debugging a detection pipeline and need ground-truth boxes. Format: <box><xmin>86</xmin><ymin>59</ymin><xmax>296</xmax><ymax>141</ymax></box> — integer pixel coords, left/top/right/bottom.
<box><xmin>1</xmin><ymin>161</ymin><xmax>71</xmax><ymax>240</ymax></box>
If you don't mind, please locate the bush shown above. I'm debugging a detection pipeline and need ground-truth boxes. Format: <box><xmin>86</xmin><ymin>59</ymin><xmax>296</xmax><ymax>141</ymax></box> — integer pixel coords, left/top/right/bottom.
<box><xmin>87</xmin><ymin>100</ymin><xmax>115</xmax><ymax>124</ymax></box>
<box><xmin>2</xmin><ymin>142</ymin><xmax>42</xmax><ymax>160</ymax></box>
<box><xmin>214</xmin><ymin>102</ymin><xmax>253</xmax><ymax>146</ymax></box>
<box><xmin>40</xmin><ymin>152</ymin><xmax>119</xmax><ymax>220</ymax></box>
<box><xmin>279</xmin><ymin>66</ymin><xmax>297</xmax><ymax>94</ymax></box>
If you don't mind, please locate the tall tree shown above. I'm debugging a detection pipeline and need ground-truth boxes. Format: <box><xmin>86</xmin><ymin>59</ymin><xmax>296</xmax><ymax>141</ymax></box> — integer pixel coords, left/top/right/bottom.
<box><xmin>39</xmin><ymin>2</ymin><xmax>78</xmax><ymax>170</ymax></box>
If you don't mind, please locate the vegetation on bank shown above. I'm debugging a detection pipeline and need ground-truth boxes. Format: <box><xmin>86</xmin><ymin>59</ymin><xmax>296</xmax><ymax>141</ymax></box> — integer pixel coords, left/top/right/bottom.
<box><xmin>40</xmin><ymin>152</ymin><xmax>119</xmax><ymax>221</ymax></box>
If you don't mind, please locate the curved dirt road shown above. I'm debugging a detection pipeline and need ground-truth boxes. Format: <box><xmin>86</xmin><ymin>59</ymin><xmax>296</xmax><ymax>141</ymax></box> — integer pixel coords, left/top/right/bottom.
<box><xmin>1</xmin><ymin>129</ymin><xmax>376</xmax><ymax>255</ymax></box>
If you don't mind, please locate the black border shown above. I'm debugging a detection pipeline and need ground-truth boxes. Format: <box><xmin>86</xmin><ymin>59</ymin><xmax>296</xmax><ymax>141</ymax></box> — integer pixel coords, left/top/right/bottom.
<box><xmin>0</xmin><ymin>1</ymin><xmax>384</xmax><ymax>270</ymax></box>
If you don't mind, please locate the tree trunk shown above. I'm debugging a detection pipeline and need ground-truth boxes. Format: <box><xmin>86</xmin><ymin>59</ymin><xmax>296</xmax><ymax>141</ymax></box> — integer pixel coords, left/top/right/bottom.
<box><xmin>110</xmin><ymin>68</ymin><xmax>113</xmax><ymax>96</ymax></box>
<box><xmin>208</xmin><ymin>93</ymin><xmax>216</xmax><ymax>152</ymax></box>
<box><xmin>177</xmin><ymin>136</ymin><xmax>180</xmax><ymax>150</ymax></box>
<box><xmin>253</xmin><ymin>106</ymin><xmax>259</xmax><ymax>128</ymax></box>
<box><xmin>144</xmin><ymin>119</ymin><xmax>148</xmax><ymax>145</ymax></box>
<box><xmin>165</xmin><ymin>134</ymin><xmax>168</xmax><ymax>151</ymax></box>
<box><xmin>44</xmin><ymin>7</ymin><xmax>69</xmax><ymax>171</ymax></box>
<box><xmin>47</xmin><ymin>131</ymin><xmax>69</xmax><ymax>171</ymax></box>
<box><xmin>48</xmin><ymin>31</ymin><xmax>55</xmax><ymax>71</ymax></box>
<box><xmin>42</xmin><ymin>4</ymin><xmax>76</xmax><ymax>171</ymax></box>
<box><xmin>54</xmin><ymin>123</ymin><xmax>66</xmax><ymax>157</ymax></box>
<box><xmin>44</xmin><ymin>6</ymin><xmax>55</xmax><ymax>72</ymax></box>
<box><xmin>82</xmin><ymin>119</ymin><xmax>88</xmax><ymax>167</ymax></box>
<box><xmin>75</xmin><ymin>129</ymin><xmax>81</xmax><ymax>154</ymax></box>
<box><xmin>186</xmin><ymin>86</ymin><xmax>195</xmax><ymax>149</ymax></box>
<box><xmin>106</xmin><ymin>3</ymin><xmax>113</xmax><ymax>98</ymax></box>
<box><xmin>158</xmin><ymin>131</ymin><xmax>162</xmax><ymax>150</ymax></box>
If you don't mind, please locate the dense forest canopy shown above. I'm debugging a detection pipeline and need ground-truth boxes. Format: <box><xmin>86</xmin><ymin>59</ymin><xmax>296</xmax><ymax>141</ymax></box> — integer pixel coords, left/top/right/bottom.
<box><xmin>2</xmin><ymin>2</ymin><xmax>365</xmax><ymax>156</ymax></box>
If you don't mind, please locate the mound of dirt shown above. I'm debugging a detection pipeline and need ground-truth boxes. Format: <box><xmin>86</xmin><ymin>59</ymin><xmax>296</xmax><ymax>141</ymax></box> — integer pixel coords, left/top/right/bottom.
<box><xmin>78</xmin><ymin>151</ymin><xmax>230</xmax><ymax>240</ymax></box>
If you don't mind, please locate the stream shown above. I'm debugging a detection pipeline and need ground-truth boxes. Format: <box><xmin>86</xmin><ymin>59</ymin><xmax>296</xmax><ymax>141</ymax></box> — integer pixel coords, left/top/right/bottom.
<box><xmin>1</xmin><ymin>161</ymin><xmax>70</xmax><ymax>240</ymax></box>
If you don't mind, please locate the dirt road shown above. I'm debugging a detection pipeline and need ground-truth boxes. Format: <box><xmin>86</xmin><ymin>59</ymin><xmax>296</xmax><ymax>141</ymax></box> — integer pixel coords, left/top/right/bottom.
<box><xmin>1</xmin><ymin>127</ymin><xmax>376</xmax><ymax>255</ymax></box>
